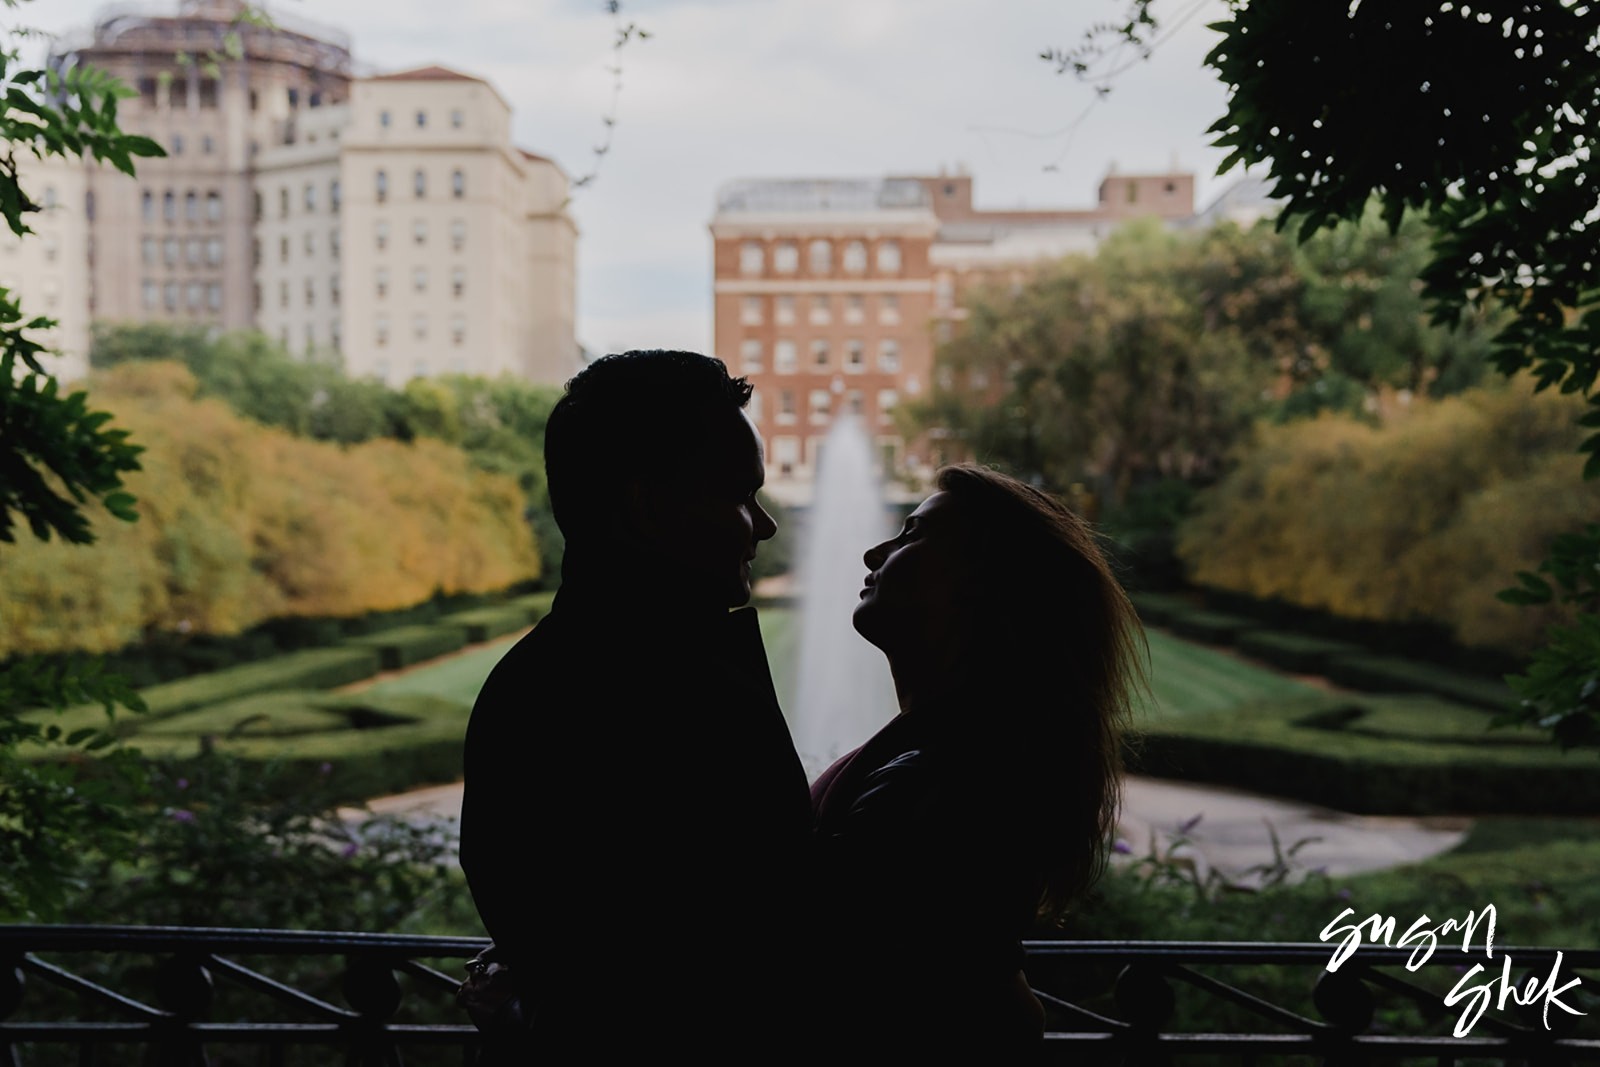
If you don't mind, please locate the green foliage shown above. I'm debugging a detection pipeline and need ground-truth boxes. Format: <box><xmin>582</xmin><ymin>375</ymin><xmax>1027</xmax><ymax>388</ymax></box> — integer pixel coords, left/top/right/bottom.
<box><xmin>345</xmin><ymin>624</ymin><xmax>469</xmax><ymax>671</ymax></box>
<box><xmin>1176</xmin><ymin>383</ymin><xmax>1598</xmax><ymax>654</ymax></box>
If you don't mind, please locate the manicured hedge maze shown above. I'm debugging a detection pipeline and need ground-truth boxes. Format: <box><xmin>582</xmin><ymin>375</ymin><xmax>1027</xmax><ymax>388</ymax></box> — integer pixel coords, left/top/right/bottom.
<box><xmin>344</xmin><ymin>624</ymin><xmax>469</xmax><ymax>671</ymax></box>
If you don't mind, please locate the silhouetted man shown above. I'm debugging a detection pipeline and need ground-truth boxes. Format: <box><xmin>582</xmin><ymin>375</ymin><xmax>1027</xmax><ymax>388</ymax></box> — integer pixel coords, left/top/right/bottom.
<box><xmin>459</xmin><ymin>350</ymin><xmax>812</xmax><ymax>1056</ymax></box>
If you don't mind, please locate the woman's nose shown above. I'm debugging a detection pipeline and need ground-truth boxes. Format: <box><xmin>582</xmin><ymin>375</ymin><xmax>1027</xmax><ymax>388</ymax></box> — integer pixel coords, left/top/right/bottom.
<box><xmin>863</xmin><ymin>540</ymin><xmax>888</xmax><ymax>570</ymax></box>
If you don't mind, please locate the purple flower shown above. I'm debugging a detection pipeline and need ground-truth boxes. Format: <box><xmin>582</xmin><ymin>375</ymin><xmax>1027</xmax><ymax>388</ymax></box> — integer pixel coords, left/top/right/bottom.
<box><xmin>1112</xmin><ymin>839</ymin><xmax>1134</xmax><ymax>855</ymax></box>
<box><xmin>340</xmin><ymin>842</ymin><xmax>359</xmax><ymax>859</ymax></box>
<box><xmin>170</xmin><ymin>809</ymin><xmax>195</xmax><ymax>823</ymax></box>
<box><xmin>1337</xmin><ymin>888</ymin><xmax>1352</xmax><ymax>901</ymax></box>
<box><xmin>319</xmin><ymin>762</ymin><xmax>334</xmax><ymax>776</ymax></box>
<box><xmin>175</xmin><ymin>778</ymin><xmax>189</xmax><ymax>791</ymax></box>
<box><xmin>1178</xmin><ymin>813</ymin><xmax>1204</xmax><ymax>835</ymax></box>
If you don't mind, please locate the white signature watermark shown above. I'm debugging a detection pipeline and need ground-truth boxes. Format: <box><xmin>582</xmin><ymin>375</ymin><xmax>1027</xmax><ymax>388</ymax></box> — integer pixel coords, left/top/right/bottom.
<box><xmin>1319</xmin><ymin>905</ymin><xmax>1587</xmax><ymax>1038</ymax></box>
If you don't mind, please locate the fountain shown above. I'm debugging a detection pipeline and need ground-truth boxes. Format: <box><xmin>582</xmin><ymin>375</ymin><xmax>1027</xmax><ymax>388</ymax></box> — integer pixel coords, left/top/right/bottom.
<box><xmin>789</xmin><ymin>415</ymin><xmax>900</xmax><ymax>780</ymax></box>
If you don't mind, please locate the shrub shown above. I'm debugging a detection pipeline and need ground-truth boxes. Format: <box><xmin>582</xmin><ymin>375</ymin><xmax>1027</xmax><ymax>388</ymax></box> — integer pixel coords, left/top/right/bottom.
<box><xmin>1162</xmin><ymin>610</ymin><xmax>1256</xmax><ymax>645</ymax></box>
<box><xmin>1235</xmin><ymin>631</ymin><xmax>1364</xmax><ymax>674</ymax></box>
<box><xmin>344</xmin><ymin>625</ymin><xmax>469</xmax><ymax>671</ymax></box>
<box><xmin>440</xmin><ymin>605</ymin><xmax>533</xmax><ymax>644</ymax></box>
<box><xmin>1321</xmin><ymin>653</ymin><xmax>1517</xmax><ymax>712</ymax></box>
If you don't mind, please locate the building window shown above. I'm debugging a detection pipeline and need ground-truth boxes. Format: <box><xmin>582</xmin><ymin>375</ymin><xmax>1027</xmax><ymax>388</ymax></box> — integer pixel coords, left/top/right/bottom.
<box><xmin>450</xmin><ymin>219</ymin><xmax>466</xmax><ymax>251</ymax></box>
<box><xmin>304</xmin><ymin>183</ymin><xmax>317</xmax><ymax>212</ymax></box>
<box><xmin>376</xmin><ymin>169</ymin><xmax>388</xmax><ymax>203</ymax></box>
<box><xmin>935</xmin><ymin>272</ymin><xmax>954</xmax><ymax>312</ymax></box>
<box><xmin>843</xmin><ymin>240</ymin><xmax>867</xmax><ymax>273</ymax></box>
<box><xmin>201</xmin><ymin>134</ymin><xmax>214</xmax><ymax>155</ymax></box>
<box><xmin>163</xmin><ymin>237</ymin><xmax>178</xmax><ymax>266</ymax></box>
<box><xmin>186</xmin><ymin>282</ymin><xmax>203</xmax><ymax>310</ymax></box>
<box><xmin>740</xmin><ymin>296</ymin><xmax>762</xmax><ymax>325</ymax></box>
<box><xmin>451</xmin><ymin>267</ymin><xmax>465</xmax><ymax>297</ymax></box>
<box><xmin>810</xmin><ymin>389</ymin><xmax>831</xmax><ymax>424</ymax></box>
<box><xmin>203</xmin><ymin>236</ymin><xmax>222</xmax><ymax>266</ymax></box>
<box><xmin>809</xmin><ymin>294</ymin><xmax>830</xmax><ymax>325</ymax></box>
<box><xmin>413</xmin><ymin>313</ymin><xmax>427</xmax><ymax>340</ymax></box>
<box><xmin>304</xmin><ymin>230</ymin><xmax>315</xmax><ymax>256</ymax></box>
<box><xmin>376</xmin><ymin>315</ymin><xmax>389</xmax><ymax>346</ymax></box>
<box><xmin>277</xmin><ymin>187</ymin><xmax>288</xmax><ymax>219</ymax></box>
<box><xmin>375</xmin><ymin>220</ymin><xmax>389</xmax><ymax>250</ymax></box>
<box><xmin>416</xmin><ymin>109</ymin><xmax>427</xmax><ymax>128</ymax></box>
<box><xmin>380</xmin><ymin>110</ymin><xmax>391</xmax><ymax>129</ymax></box>
<box><xmin>330</xmin><ymin>227</ymin><xmax>341</xmax><ymax>259</ymax></box>
<box><xmin>252</xmin><ymin>237</ymin><xmax>261</xmax><ymax>266</ymax></box>
<box><xmin>777</xmin><ymin>391</ymin><xmax>797</xmax><ymax>426</ymax></box>
<box><xmin>451</xmin><ymin>315</ymin><xmax>466</xmax><ymax>345</ymax></box>
<box><xmin>775</xmin><ymin>295</ymin><xmax>796</xmax><ymax>325</ymax></box>
<box><xmin>85</xmin><ymin>190</ymin><xmax>95</xmax><ymax>220</ymax></box>
<box><xmin>878</xmin><ymin>338</ymin><xmax>901</xmax><ymax>373</ymax></box>
<box><xmin>846</xmin><ymin>339</ymin><xmax>864</xmax><ymax>372</ymax></box>
<box><xmin>376</xmin><ymin>268</ymin><xmax>388</xmax><ymax>298</ymax></box>
<box><xmin>162</xmin><ymin>190</ymin><xmax>175</xmax><ymax>222</ymax></box>
<box><xmin>846</xmin><ymin>389</ymin><xmax>864</xmax><ymax>416</ymax></box>
<box><xmin>452</xmin><ymin>169</ymin><xmax>465</xmax><ymax>199</ymax></box>
<box><xmin>279</xmin><ymin>280</ymin><xmax>288</xmax><ymax>308</ymax></box>
<box><xmin>252</xmin><ymin>282</ymin><xmax>261</xmax><ymax>310</ymax></box>
<box><xmin>304</xmin><ymin>277</ymin><xmax>315</xmax><ymax>306</ymax></box>
<box><xmin>184</xmin><ymin>189</ymin><xmax>200</xmax><ymax>222</ymax></box>
<box><xmin>330</xmin><ymin>179</ymin><xmax>341</xmax><ymax>214</ymax></box>
<box><xmin>877</xmin><ymin>240</ymin><xmax>902</xmax><ymax>273</ymax></box>
<box><xmin>141</xmin><ymin>237</ymin><xmax>156</xmax><ymax>265</ymax></box>
<box><xmin>414</xmin><ymin>169</ymin><xmax>426</xmax><ymax>198</ymax></box>
<box><xmin>413</xmin><ymin>266</ymin><xmax>427</xmax><ymax>292</ymax></box>
<box><xmin>185</xmin><ymin>237</ymin><xmax>201</xmax><ymax>266</ymax></box>
<box><xmin>808</xmin><ymin>239</ymin><xmax>831</xmax><ymax>274</ymax></box>
<box><xmin>774</xmin><ymin>339</ymin><xmax>797</xmax><ymax>374</ymax></box>
<box><xmin>877</xmin><ymin>389</ymin><xmax>898</xmax><ymax>425</ymax></box>
<box><xmin>171</xmin><ymin>134</ymin><xmax>184</xmax><ymax>156</ymax></box>
<box><xmin>773</xmin><ymin>241</ymin><xmax>798</xmax><ymax>273</ymax></box>
<box><xmin>811</xmin><ymin>339</ymin><xmax>830</xmax><ymax>369</ymax></box>
<box><xmin>205</xmin><ymin>190</ymin><xmax>222</xmax><ymax>223</ymax></box>
<box><xmin>740</xmin><ymin>339</ymin><xmax>763</xmax><ymax>373</ymax></box>
<box><xmin>163</xmin><ymin>282</ymin><xmax>178</xmax><ymax>311</ymax></box>
<box><xmin>206</xmin><ymin>283</ymin><xmax>222</xmax><ymax>312</ymax></box>
<box><xmin>331</xmin><ymin>320</ymin><xmax>342</xmax><ymax>350</ymax></box>
<box><xmin>739</xmin><ymin>240</ymin><xmax>763</xmax><ymax>275</ymax></box>
<box><xmin>305</xmin><ymin>324</ymin><xmax>316</xmax><ymax>350</ymax></box>
<box><xmin>142</xmin><ymin>280</ymin><xmax>157</xmax><ymax>309</ymax></box>
<box><xmin>451</xmin><ymin>109</ymin><xmax>464</xmax><ymax>128</ymax></box>
<box><xmin>413</xmin><ymin>219</ymin><xmax>427</xmax><ymax>245</ymax></box>
<box><xmin>331</xmin><ymin>273</ymin><xmax>341</xmax><ymax>306</ymax></box>
<box><xmin>253</xmin><ymin>190</ymin><xmax>263</xmax><ymax>221</ymax></box>
<box><xmin>879</xmin><ymin>293</ymin><xmax>900</xmax><ymax>325</ymax></box>
<box><xmin>142</xmin><ymin>190</ymin><xmax>154</xmax><ymax>222</ymax></box>
<box><xmin>279</xmin><ymin>236</ymin><xmax>289</xmax><ymax>262</ymax></box>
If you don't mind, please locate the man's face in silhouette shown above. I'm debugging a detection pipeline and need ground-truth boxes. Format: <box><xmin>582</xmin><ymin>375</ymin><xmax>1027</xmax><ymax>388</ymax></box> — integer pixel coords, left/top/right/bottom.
<box><xmin>640</xmin><ymin>412</ymin><xmax>776</xmax><ymax>608</ymax></box>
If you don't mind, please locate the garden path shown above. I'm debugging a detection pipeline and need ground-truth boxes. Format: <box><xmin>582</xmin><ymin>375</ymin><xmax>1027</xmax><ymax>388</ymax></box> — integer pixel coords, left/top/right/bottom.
<box><xmin>358</xmin><ymin>774</ymin><xmax>1472</xmax><ymax>885</ymax></box>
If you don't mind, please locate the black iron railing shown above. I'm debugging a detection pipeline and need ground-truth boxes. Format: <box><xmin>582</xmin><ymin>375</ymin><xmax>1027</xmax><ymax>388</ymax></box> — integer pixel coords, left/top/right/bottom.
<box><xmin>3</xmin><ymin>926</ymin><xmax>1598</xmax><ymax>1064</ymax></box>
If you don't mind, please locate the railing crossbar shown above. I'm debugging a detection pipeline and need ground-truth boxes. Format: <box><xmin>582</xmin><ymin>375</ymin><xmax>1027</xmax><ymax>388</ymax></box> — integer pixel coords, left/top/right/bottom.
<box><xmin>395</xmin><ymin>959</ymin><xmax>467</xmax><ymax>995</ymax></box>
<box><xmin>204</xmin><ymin>954</ymin><xmax>355</xmax><ymax>1022</ymax></box>
<box><xmin>1166</xmin><ymin>962</ymin><xmax>1333</xmax><ymax>1034</ymax></box>
<box><xmin>18</xmin><ymin>955</ymin><xmax>166</xmax><ymax>1022</ymax></box>
<box><xmin>1032</xmin><ymin>987</ymin><xmax>1132</xmax><ymax>1032</ymax></box>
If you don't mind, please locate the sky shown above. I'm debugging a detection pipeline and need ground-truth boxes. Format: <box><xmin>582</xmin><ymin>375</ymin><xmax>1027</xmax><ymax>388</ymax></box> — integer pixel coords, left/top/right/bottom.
<box><xmin>21</xmin><ymin>0</ymin><xmax>1250</xmax><ymax>357</ymax></box>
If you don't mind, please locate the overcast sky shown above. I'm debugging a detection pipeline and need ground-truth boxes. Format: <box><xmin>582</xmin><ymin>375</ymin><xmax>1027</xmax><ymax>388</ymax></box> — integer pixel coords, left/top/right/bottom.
<box><xmin>23</xmin><ymin>0</ymin><xmax>1251</xmax><ymax>356</ymax></box>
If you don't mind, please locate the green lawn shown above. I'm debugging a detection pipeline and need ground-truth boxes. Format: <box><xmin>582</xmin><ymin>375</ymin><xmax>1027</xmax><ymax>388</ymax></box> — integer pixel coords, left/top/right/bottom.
<box><xmin>349</xmin><ymin>610</ymin><xmax>1322</xmax><ymax>726</ymax></box>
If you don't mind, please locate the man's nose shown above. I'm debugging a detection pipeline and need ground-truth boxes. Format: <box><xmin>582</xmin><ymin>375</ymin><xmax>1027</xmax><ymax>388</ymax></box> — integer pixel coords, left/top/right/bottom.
<box><xmin>754</xmin><ymin>501</ymin><xmax>778</xmax><ymax>541</ymax></box>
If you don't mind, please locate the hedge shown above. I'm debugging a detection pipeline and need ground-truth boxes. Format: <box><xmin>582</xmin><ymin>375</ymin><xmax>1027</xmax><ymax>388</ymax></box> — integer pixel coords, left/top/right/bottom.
<box><xmin>128</xmin><ymin>691</ymin><xmax>473</xmax><ymax>805</ymax></box>
<box><xmin>439</xmin><ymin>605</ymin><xmax>534</xmax><ymax>644</ymax></box>
<box><xmin>1127</xmin><ymin>592</ymin><xmax>1196</xmax><ymax>627</ymax></box>
<box><xmin>343</xmin><ymin>625</ymin><xmax>469</xmax><ymax>672</ymax></box>
<box><xmin>1234</xmin><ymin>631</ymin><xmax>1365</xmax><ymax>675</ymax></box>
<box><xmin>29</xmin><ymin>646</ymin><xmax>383</xmax><ymax>738</ymax></box>
<box><xmin>505</xmin><ymin>591</ymin><xmax>556</xmax><ymax>624</ymax></box>
<box><xmin>1321</xmin><ymin>653</ymin><xmax>1518</xmax><ymax>712</ymax></box>
<box><xmin>1132</xmin><ymin>694</ymin><xmax>1597</xmax><ymax>815</ymax></box>
<box><xmin>1162</xmin><ymin>610</ymin><xmax>1257</xmax><ymax>645</ymax></box>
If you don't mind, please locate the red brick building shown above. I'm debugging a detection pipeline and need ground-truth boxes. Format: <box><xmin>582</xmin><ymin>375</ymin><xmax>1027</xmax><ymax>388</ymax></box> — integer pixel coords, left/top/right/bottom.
<box><xmin>709</xmin><ymin>169</ymin><xmax>1194</xmax><ymax>505</ymax></box>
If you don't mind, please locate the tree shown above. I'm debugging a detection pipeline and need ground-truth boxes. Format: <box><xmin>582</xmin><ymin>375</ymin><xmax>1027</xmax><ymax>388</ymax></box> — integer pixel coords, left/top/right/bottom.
<box><xmin>1060</xmin><ymin>0</ymin><xmax>1599</xmax><ymax>748</ymax></box>
<box><xmin>0</xmin><ymin>0</ymin><xmax>164</xmax><ymax>917</ymax></box>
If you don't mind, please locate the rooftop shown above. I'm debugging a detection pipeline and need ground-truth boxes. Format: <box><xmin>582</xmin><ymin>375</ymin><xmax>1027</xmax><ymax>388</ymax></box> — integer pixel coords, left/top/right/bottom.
<box><xmin>715</xmin><ymin>177</ymin><xmax>932</xmax><ymax>214</ymax></box>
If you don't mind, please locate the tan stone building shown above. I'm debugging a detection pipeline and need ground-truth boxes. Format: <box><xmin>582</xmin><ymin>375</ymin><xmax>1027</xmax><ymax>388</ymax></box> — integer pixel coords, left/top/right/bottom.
<box><xmin>2</xmin><ymin>154</ymin><xmax>93</xmax><ymax>383</ymax></box>
<box><xmin>710</xmin><ymin>168</ymin><xmax>1195</xmax><ymax>504</ymax></box>
<box><xmin>33</xmin><ymin>0</ymin><xmax>578</xmax><ymax>388</ymax></box>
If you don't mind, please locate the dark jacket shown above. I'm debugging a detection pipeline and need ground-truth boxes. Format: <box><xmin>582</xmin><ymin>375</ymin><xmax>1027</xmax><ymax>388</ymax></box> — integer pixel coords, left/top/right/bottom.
<box><xmin>459</xmin><ymin>570</ymin><xmax>813</xmax><ymax>1053</ymax></box>
<box><xmin>809</xmin><ymin>709</ymin><xmax>1048</xmax><ymax>1055</ymax></box>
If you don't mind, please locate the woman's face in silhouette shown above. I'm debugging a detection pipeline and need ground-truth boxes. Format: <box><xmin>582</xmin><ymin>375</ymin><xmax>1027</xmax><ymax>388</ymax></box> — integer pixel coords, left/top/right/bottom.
<box><xmin>852</xmin><ymin>491</ymin><xmax>974</xmax><ymax>659</ymax></box>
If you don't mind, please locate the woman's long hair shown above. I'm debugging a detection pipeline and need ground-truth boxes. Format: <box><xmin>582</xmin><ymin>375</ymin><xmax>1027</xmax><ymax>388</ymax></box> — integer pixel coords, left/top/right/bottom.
<box><xmin>934</xmin><ymin>464</ymin><xmax>1148</xmax><ymax>920</ymax></box>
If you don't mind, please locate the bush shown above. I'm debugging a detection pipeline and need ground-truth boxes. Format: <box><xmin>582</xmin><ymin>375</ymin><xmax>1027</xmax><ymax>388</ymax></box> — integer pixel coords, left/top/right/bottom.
<box><xmin>1134</xmin><ymin>693</ymin><xmax>1598</xmax><ymax>814</ymax></box>
<box><xmin>1235</xmin><ymin>631</ymin><xmax>1364</xmax><ymax>674</ymax></box>
<box><xmin>344</xmin><ymin>625</ymin><xmax>469</xmax><ymax>671</ymax></box>
<box><xmin>1321</xmin><ymin>653</ymin><xmax>1517</xmax><ymax>712</ymax></box>
<box><xmin>1127</xmin><ymin>591</ymin><xmax>1197</xmax><ymax>627</ymax></box>
<box><xmin>440</xmin><ymin>605</ymin><xmax>533</xmax><ymax>644</ymax></box>
<box><xmin>505</xmin><ymin>591</ymin><xmax>556</xmax><ymax>624</ymax></box>
<box><xmin>1162</xmin><ymin>610</ymin><xmax>1256</xmax><ymax>645</ymax></box>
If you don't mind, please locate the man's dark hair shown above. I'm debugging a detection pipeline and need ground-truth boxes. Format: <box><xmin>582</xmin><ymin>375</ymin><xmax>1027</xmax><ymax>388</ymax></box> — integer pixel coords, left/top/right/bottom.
<box><xmin>544</xmin><ymin>349</ymin><xmax>753</xmax><ymax>546</ymax></box>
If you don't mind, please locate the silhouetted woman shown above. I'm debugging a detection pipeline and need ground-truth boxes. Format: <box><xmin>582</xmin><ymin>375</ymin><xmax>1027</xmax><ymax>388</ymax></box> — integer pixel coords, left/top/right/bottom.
<box><xmin>809</xmin><ymin>464</ymin><xmax>1146</xmax><ymax>1055</ymax></box>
